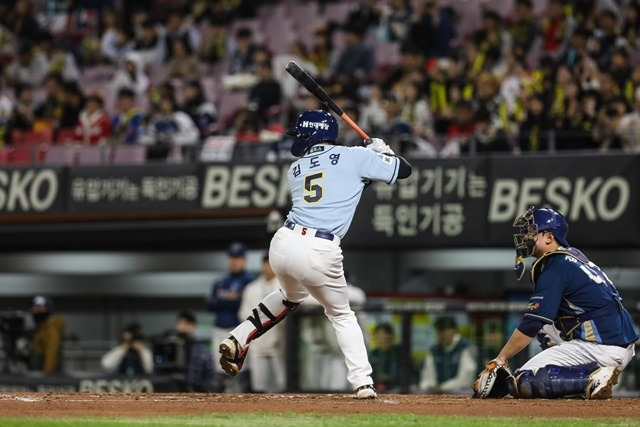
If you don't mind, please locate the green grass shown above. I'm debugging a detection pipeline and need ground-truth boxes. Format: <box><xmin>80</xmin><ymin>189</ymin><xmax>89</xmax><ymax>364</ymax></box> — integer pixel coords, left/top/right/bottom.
<box><xmin>1</xmin><ymin>414</ymin><xmax>640</xmax><ymax>427</ymax></box>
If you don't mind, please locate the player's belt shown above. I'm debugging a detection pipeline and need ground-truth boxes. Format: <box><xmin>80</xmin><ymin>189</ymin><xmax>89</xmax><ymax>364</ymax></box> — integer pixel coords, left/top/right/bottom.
<box><xmin>284</xmin><ymin>220</ymin><xmax>335</xmax><ymax>241</ymax></box>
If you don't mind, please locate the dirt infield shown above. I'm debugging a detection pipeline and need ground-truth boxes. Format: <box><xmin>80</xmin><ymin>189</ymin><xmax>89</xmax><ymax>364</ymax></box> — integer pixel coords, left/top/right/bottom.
<box><xmin>1</xmin><ymin>393</ymin><xmax>639</xmax><ymax>419</ymax></box>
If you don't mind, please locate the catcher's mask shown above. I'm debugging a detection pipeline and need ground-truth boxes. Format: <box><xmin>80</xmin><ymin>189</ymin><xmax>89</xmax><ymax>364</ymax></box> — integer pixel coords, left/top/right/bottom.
<box><xmin>512</xmin><ymin>206</ymin><xmax>570</xmax><ymax>280</ymax></box>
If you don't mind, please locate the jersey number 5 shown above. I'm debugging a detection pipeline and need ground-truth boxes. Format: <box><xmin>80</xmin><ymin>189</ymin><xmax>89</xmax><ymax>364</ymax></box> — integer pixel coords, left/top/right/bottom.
<box><xmin>303</xmin><ymin>172</ymin><xmax>324</xmax><ymax>204</ymax></box>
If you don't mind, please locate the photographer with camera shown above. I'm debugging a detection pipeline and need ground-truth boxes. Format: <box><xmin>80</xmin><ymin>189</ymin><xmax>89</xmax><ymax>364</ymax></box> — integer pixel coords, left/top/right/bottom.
<box><xmin>101</xmin><ymin>323</ymin><xmax>153</xmax><ymax>376</ymax></box>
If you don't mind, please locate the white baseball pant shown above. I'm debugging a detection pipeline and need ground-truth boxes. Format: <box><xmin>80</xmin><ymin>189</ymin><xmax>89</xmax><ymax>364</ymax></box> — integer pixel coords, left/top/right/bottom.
<box><xmin>228</xmin><ymin>224</ymin><xmax>374</xmax><ymax>391</ymax></box>
<box><xmin>519</xmin><ymin>340</ymin><xmax>636</xmax><ymax>373</ymax></box>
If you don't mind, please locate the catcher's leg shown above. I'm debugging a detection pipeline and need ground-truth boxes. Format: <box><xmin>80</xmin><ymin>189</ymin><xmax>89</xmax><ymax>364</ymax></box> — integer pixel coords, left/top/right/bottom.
<box><xmin>219</xmin><ymin>290</ymin><xmax>299</xmax><ymax>376</ymax></box>
<box><xmin>507</xmin><ymin>363</ymin><xmax>619</xmax><ymax>399</ymax></box>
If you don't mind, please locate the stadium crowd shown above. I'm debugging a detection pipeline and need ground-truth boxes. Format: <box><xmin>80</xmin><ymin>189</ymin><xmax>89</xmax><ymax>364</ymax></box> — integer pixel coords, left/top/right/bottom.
<box><xmin>1</xmin><ymin>0</ymin><xmax>640</xmax><ymax>164</ymax></box>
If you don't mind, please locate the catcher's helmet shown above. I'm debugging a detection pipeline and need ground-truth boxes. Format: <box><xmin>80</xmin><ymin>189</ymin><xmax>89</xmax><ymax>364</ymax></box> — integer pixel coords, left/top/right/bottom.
<box><xmin>513</xmin><ymin>206</ymin><xmax>569</xmax><ymax>258</ymax></box>
<box><xmin>287</xmin><ymin>110</ymin><xmax>338</xmax><ymax>157</ymax></box>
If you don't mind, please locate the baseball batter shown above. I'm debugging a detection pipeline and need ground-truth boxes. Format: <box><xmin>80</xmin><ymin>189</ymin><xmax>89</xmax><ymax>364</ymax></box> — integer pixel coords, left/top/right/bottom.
<box><xmin>218</xmin><ymin>109</ymin><xmax>412</xmax><ymax>399</ymax></box>
<box><xmin>491</xmin><ymin>206</ymin><xmax>639</xmax><ymax>399</ymax></box>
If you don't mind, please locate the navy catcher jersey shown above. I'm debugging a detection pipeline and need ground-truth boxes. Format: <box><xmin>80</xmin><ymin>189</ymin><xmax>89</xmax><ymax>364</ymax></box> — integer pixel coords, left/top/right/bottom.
<box><xmin>521</xmin><ymin>248</ymin><xmax>639</xmax><ymax>346</ymax></box>
<box><xmin>286</xmin><ymin>145</ymin><xmax>400</xmax><ymax>239</ymax></box>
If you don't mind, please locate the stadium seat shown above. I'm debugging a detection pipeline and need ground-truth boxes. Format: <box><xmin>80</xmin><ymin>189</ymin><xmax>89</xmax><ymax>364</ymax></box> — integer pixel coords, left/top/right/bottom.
<box><xmin>22</xmin><ymin>129</ymin><xmax>54</xmax><ymax>145</ymax></box>
<box><xmin>112</xmin><ymin>145</ymin><xmax>147</xmax><ymax>165</ymax></box>
<box><xmin>9</xmin><ymin>145</ymin><xmax>34</xmax><ymax>165</ymax></box>
<box><xmin>0</xmin><ymin>147</ymin><xmax>12</xmax><ymax>165</ymax></box>
<box><xmin>323</xmin><ymin>2</ymin><xmax>354</xmax><ymax>23</ymax></box>
<box><xmin>217</xmin><ymin>90</ymin><xmax>249</xmax><ymax>131</ymax></box>
<box><xmin>56</xmin><ymin>128</ymin><xmax>78</xmax><ymax>145</ymax></box>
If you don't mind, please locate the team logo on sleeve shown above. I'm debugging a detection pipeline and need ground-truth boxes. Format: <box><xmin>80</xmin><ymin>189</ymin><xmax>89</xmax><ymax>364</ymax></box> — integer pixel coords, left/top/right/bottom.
<box><xmin>377</xmin><ymin>153</ymin><xmax>392</xmax><ymax>164</ymax></box>
<box><xmin>526</xmin><ymin>301</ymin><xmax>541</xmax><ymax>311</ymax></box>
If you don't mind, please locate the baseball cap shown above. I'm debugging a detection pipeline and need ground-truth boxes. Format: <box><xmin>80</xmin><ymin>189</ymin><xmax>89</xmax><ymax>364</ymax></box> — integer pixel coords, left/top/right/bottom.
<box><xmin>227</xmin><ymin>241</ymin><xmax>247</xmax><ymax>257</ymax></box>
<box><xmin>434</xmin><ymin>316</ymin><xmax>457</xmax><ymax>331</ymax></box>
<box><xmin>32</xmin><ymin>295</ymin><xmax>53</xmax><ymax>310</ymax></box>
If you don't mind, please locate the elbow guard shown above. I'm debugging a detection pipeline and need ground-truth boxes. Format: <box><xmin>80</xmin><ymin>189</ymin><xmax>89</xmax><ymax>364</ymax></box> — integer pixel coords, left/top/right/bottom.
<box><xmin>396</xmin><ymin>156</ymin><xmax>412</xmax><ymax>179</ymax></box>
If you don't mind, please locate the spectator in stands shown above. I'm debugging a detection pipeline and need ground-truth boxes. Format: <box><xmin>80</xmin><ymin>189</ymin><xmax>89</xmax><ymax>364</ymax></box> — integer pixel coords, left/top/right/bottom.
<box><xmin>29</xmin><ymin>295</ymin><xmax>66</xmax><ymax>374</ymax></box>
<box><xmin>174</xmin><ymin>309</ymin><xmax>215</xmax><ymax>392</ymax></box>
<box><xmin>248</xmin><ymin>62</ymin><xmax>282</xmax><ymax>125</ymax></box>
<box><xmin>619</xmin><ymin>87</ymin><xmax>640</xmax><ymax>152</ymax></box>
<box><xmin>33</xmin><ymin>73</ymin><xmax>66</xmax><ymax>133</ymax></box>
<box><xmin>4</xmin><ymin>0</ymin><xmax>42</xmax><ymax>44</ymax></box>
<box><xmin>360</xmin><ymin>83</ymin><xmax>387</xmax><ymax>135</ymax></box>
<box><xmin>205</xmin><ymin>241</ymin><xmax>254</xmax><ymax>392</ymax></box>
<box><xmin>559</xmin><ymin>26</ymin><xmax>591</xmax><ymax>72</ymax></box>
<box><xmin>510</xmin><ymin>0</ymin><xmax>539</xmax><ymax>61</ymax></box>
<box><xmin>141</xmin><ymin>95</ymin><xmax>200</xmax><ymax>162</ymax></box>
<box><xmin>228</xmin><ymin>27</ymin><xmax>258</xmax><ymax>75</ymax></box>
<box><xmin>440</xmin><ymin>100</ymin><xmax>476</xmax><ymax>157</ymax></box>
<box><xmin>517</xmin><ymin>93</ymin><xmax>552</xmax><ymax>152</ymax></box>
<box><xmin>102</xmin><ymin>26</ymin><xmax>135</xmax><ymax>65</ymax></box>
<box><xmin>135</xmin><ymin>19</ymin><xmax>167</xmax><ymax>68</ymax></box>
<box><xmin>6</xmin><ymin>84</ymin><xmax>36</xmax><ymax>141</ymax></box>
<box><xmin>470</xmin><ymin>10</ymin><xmax>512</xmax><ymax>77</ymax></box>
<box><xmin>36</xmin><ymin>33</ymin><xmax>81</xmax><ymax>83</ymax></box>
<box><xmin>380</xmin><ymin>0</ymin><xmax>413</xmax><ymax>43</ymax></box>
<box><xmin>74</xmin><ymin>94</ymin><xmax>111</xmax><ymax>145</ymax></box>
<box><xmin>238</xmin><ymin>254</ymin><xmax>286</xmax><ymax>393</ymax></box>
<box><xmin>467</xmin><ymin>107</ymin><xmax>512</xmax><ymax>154</ymax></box>
<box><xmin>474</xmin><ymin>72</ymin><xmax>502</xmax><ymax>129</ymax></box>
<box><xmin>610</xmin><ymin>48</ymin><xmax>632</xmax><ymax>98</ymax></box>
<box><xmin>330</xmin><ymin>24</ymin><xmax>375</xmax><ymax>95</ymax></box>
<box><xmin>309</xmin><ymin>24</ymin><xmax>335</xmax><ymax>77</ymax></box>
<box><xmin>101</xmin><ymin>323</ymin><xmax>154</xmax><ymax>376</ymax></box>
<box><xmin>408</xmin><ymin>0</ymin><xmax>457</xmax><ymax>60</ymax></box>
<box><xmin>59</xmin><ymin>82</ymin><xmax>85</xmax><ymax>131</ymax></box>
<box><xmin>0</xmin><ymin>80</ymin><xmax>13</xmax><ymax>146</ymax></box>
<box><xmin>163</xmin><ymin>8</ymin><xmax>201</xmax><ymax>63</ymax></box>
<box><xmin>622</xmin><ymin>1</ymin><xmax>640</xmax><ymax>49</ymax></box>
<box><xmin>419</xmin><ymin>316</ymin><xmax>477</xmax><ymax>394</ymax></box>
<box><xmin>344</xmin><ymin>0</ymin><xmax>382</xmax><ymax>40</ymax></box>
<box><xmin>200</xmin><ymin>16</ymin><xmax>229</xmax><ymax>64</ymax></box>
<box><xmin>4</xmin><ymin>41</ymin><xmax>49</xmax><ymax>87</ymax></box>
<box><xmin>379</xmin><ymin>93</ymin><xmax>413</xmax><ymax>154</ymax></box>
<box><xmin>594</xmin><ymin>95</ymin><xmax>626</xmax><ymax>151</ymax></box>
<box><xmin>109</xmin><ymin>51</ymin><xmax>150</xmax><ymax>100</ymax></box>
<box><xmin>167</xmin><ymin>38</ymin><xmax>202</xmax><ymax>81</ymax></box>
<box><xmin>99</xmin><ymin>8</ymin><xmax>126</xmax><ymax>64</ymax></box>
<box><xmin>110</xmin><ymin>88</ymin><xmax>145</xmax><ymax>145</ymax></box>
<box><xmin>540</xmin><ymin>0</ymin><xmax>575</xmax><ymax>57</ymax></box>
<box><xmin>400</xmin><ymin>80</ymin><xmax>435</xmax><ymax>142</ymax></box>
<box><xmin>183</xmin><ymin>80</ymin><xmax>217</xmax><ymax>137</ymax></box>
<box><xmin>368</xmin><ymin>323</ymin><xmax>403</xmax><ymax>393</ymax></box>
<box><xmin>385</xmin><ymin>43</ymin><xmax>424</xmax><ymax>91</ymax></box>
<box><xmin>592</xmin><ymin>9</ymin><xmax>621</xmax><ymax>68</ymax></box>
<box><xmin>233</xmin><ymin>108</ymin><xmax>262</xmax><ymax>144</ymax></box>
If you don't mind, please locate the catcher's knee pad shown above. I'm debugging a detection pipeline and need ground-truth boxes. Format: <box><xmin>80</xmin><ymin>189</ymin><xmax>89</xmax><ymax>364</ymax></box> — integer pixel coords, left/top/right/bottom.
<box><xmin>509</xmin><ymin>363</ymin><xmax>599</xmax><ymax>399</ymax></box>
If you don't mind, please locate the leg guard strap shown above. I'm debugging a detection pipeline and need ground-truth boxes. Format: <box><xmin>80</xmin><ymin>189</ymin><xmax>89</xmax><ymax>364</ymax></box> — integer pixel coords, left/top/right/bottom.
<box><xmin>246</xmin><ymin>299</ymin><xmax>299</xmax><ymax>343</ymax></box>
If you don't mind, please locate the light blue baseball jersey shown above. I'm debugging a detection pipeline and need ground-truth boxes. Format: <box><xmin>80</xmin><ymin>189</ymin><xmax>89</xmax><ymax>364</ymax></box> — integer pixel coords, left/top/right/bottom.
<box><xmin>286</xmin><ymin>145</ymin><xmax>400</xmax><ymax>239</ymax></box>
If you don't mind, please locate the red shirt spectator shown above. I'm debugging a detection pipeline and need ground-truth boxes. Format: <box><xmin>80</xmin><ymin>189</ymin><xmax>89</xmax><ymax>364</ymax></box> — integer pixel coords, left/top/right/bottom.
<box><xmin>74</xmin><ymin>94</ymin><xmax>111</xmax><ymax>145</ymax></box>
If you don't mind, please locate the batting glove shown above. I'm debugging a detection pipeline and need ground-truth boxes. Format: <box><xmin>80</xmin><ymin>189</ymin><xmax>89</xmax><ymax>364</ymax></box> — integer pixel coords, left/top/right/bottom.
<box><xmin>364</xmin><ymin>138</ymin><xmax>395</xmax><ymax>155</ymax></box>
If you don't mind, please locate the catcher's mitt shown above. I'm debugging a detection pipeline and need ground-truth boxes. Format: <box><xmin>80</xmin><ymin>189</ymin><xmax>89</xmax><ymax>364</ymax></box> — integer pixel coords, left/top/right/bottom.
<box><xmin>472</xmin><ymin>360</ymin><xmax>513</xmax><ymax>398</ymax></box>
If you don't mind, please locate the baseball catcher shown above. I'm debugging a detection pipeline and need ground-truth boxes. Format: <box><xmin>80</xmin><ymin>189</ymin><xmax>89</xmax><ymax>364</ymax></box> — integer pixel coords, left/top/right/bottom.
<box><xmin>474</xmin><ymin>206</ymin><xmax>639</xmax><ymax>399</ymax></box>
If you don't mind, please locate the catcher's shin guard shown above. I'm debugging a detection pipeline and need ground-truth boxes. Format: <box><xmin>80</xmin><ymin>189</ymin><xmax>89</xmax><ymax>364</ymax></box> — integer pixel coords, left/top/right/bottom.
<box><xmin>246</xmin><ymin>293</ymin><xmax>299</xmax><ymax>344</ymax></box>
<box><xmin>508</xmin><ymin>363</ymin><xmax>599</xmax><ymax>399</ymax></box>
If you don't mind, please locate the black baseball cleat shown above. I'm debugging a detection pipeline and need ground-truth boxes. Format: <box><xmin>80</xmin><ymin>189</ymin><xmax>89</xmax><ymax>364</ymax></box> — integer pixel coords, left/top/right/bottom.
<box><xmin>354</xmin><ymin>384</ymin><xmax>377</xmax><ymax>399</ymax></box>
<box><xmin>219</xmin><ymin>335</ymin><xmax>245</xmax><ymax>377</ymax></box>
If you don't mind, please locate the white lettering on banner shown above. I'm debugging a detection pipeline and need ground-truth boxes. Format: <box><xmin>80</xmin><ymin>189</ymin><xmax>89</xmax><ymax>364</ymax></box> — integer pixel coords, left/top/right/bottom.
<box><xmin>0</xmin><ymin>169</ymin><xmax>58</xmax><ymax>212</ymax></box>
<box><xmin>201</xmin><ymin>165</ymin><xmax>290</xmax><ymax>209</ymax></box>
<box><xmin>488</xmin><ymin>176</ymin><xmax>630</xmax><ymax>222</ymax></box>
<box><xmin>71</xmin><ymin>176</ymin><xmax>198</xmax><ymax>203</ymax></box>
<box><xmin>78</xmin><ymin>379</ymin><xmax>154</xmax><ymax>393</ymax></box>
<box><xmin>372</xmin><ymin>202</ymin><xmax>465</xmax><ymax>237</ymax></box>
<box><xmin>370</xmin><ymin>164</ymin><xmax>482</xmax><ymax>238</ymax></box>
